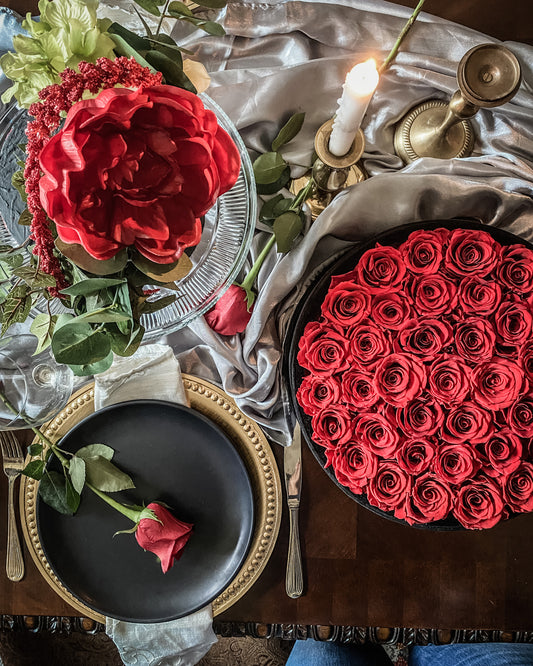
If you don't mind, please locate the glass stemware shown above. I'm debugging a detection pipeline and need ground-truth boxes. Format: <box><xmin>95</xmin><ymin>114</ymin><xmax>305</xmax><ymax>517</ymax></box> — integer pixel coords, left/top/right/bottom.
<box><xmin>0</xmin><ymin>334</ymin><xmax>74</xmax><ymax>430</ymax></box>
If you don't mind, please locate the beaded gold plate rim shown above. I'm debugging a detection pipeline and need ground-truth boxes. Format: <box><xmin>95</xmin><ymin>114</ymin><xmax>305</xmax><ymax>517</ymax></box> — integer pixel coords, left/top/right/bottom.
<box><xmin>20</xmin><ymin>375</ymin><xmax>282</xmax><ymax>624</ymax></box>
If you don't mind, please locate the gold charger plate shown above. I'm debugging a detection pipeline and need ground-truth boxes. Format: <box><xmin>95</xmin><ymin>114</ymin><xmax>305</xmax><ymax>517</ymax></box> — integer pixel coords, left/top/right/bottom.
<box><xmin>20</xmin><ymin>374</ymin><xmax>282</xmax><ymax>624</ymax></box>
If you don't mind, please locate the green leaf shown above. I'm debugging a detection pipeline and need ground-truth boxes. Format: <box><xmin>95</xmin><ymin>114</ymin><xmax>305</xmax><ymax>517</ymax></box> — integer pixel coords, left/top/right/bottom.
<box><xmin>39</xmin><ymin>471</ymin><xmax>74</xmax><ymax>515</ymax></box>
<box><xmin>1</xmin><ymin>285</ymin><xmax>31</xmax><ymax>334</ymax></box>
<box><xmin>65</xmin><ymin>475</ymin><xmax>81</xmax><ymax>514</ymax></box>
<box><xmin>76</xmin><ymin>443</ymin><xmax>115</xmax><ymax>461</ymax></box>
<box><xmin>107</xmin><ymin>322</ymin><xmax>145</xmax><ymax>357</ymax></box>
<box><xmin>195</xmin><ymin>20</ymin><xmax>226</xmax><ymax>36</ymax></box>
<box><xmin>132</xmin><ymin>0</ymin><xmax>161</xmax><ymax>16</ymax></box>
<box><xmin>271</xmin><ymin>112</ymin><xmax>305</xmax><ymax>152</ymax></box>
<box><xmin>73</xmin><ymin>306</ymin><xmax>132</xmax><ymax>325</ymax></box>
<box><xmin>22</xmin><ymin>459</ymin><xmax>45</xmax><ymax>481</ymax></box>
<box><xmin>56</xmin><ymin>239</ymin><xmax>128</xmax><ymax>276</ymax></box>
<box><xmin>193</xmin><ymin>0</ymin><xmax>227</xmax><ymax>8</ymax></box>
<box><xmin>68</xmin><ymin>350</ymin><xmax>114</xmax><ymax>377</ymax></box>
<box><xmin>107</xmin><ymin>22</ymin><xmax>151</xmax><ymax>50</ymax></box>
<box><xmin>108</xmin><ymin>33</ymin><xmax>157</xmax><ymax>72</ymax></box>
<box><xmin>273</xmin><ymin>210</ymin><xmax>303</xmax><ymax>253</ymax></box>
<box><xmin>256</xmin><ymin>165</ymin><xmax>291</xmax><ymax>195</ymax></box>
<box><xmin>61</xmin><ymin>277</ymin><xmax>127</xmax><ymax>298</ymax></box>
<box><xmin>30</xmin><ymin>313</ymin><xmax>58</xmax><ymax>354</ymax></box>
<box><xmin>28</xmin><ymin>443</ymin><xmax>43</xmax><ymax>457</ymax></box>
<box><xmin>131</xmin><ymin>252</ymin><xmax>192</xmax><ymax>283</ymax></box>
<box><xmin>0</xmin><ymin>253</ymin><xmax>24</xmax><ymax>270</ymax></box>
<box><xmin>82</xmin><ymin>455</ymin><xmax>135</xmax><ymax>493</ymax></box>
<box><xmin>11</xmin><ymin>170</ymin><xmax>27</xmax><ymax>202</ymax></box>
<box><xmin>253</xmin><ymin>151</ymin><xmax>288</xmax><ymax>185</ymax></box>
<box><xmin>18</xmin><ymin>209</ymin><xmax>32</xmax><ymax>226</ymax></box>
<box><xmin>144</xmin><ymin>50</ymin><xmax>196</xmax><ymax>92</ymax></box>
<box><xmin>259</xmin><ymin>194</ymin><xmax>293</xmax><ymax>222</ymax></box>
<box><xmin>167</xmin><ymin>1</ymin><xmax>193</xmax><ymax>17</ymax></box>
<box><xmin>13</xmin><ymin>265</ymin><xmax>56</xmax><ymax>289</ymax></box>
<box><xmin>68</xmin><ymin>456</ymin><xmax>86</xmax><ymax>495</ymax></box>
<box><xmin>51</xmin><ymin>321</ymin><xmax>111</xmax><ymax>365</ymax></box>
<box><xmin>150</xmin><ymin>33</ymin><xmax>183</xmax><ymax>64</ymax></box>
<box><xmin>138</xmin><ymin>294</ymin><xmax>176</xmax><ymax>315</ymax></box>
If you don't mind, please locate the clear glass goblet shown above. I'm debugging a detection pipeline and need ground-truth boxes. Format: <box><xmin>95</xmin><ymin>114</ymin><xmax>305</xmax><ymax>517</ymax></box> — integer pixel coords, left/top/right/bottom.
<box><xmin>0</xmin><ymin>334</ymin><xmax>74</xmax><ymax>430</ymax></box>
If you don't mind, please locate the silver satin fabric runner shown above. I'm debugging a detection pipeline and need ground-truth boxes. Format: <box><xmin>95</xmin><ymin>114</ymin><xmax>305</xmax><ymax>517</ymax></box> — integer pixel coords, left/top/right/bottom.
<box><xmin>164</xmin><ymin>0</ymin><xmax>533</xmax><ymax>446</ymax></box>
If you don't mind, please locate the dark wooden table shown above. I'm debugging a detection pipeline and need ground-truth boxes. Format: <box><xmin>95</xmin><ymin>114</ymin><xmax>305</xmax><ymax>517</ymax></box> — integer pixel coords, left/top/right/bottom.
<box><xmin>2</xmin><ymin>0</ymin><xmax>533</xmax><ymax>649</ymax></box>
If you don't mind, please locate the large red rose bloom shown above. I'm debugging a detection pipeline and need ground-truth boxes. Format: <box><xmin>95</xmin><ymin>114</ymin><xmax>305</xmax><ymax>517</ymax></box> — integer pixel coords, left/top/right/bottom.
<box><xmin>39</xmin><ymin>85</ymin><xmax>241</xmax><ymax>264</ymax></box>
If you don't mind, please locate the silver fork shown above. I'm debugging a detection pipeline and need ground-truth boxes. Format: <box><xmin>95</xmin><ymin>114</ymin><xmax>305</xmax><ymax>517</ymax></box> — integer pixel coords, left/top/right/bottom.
<box><xmin>1</xmin><ymin>431</ymin><xmax>25</xmax><ymax>582</ymax></box>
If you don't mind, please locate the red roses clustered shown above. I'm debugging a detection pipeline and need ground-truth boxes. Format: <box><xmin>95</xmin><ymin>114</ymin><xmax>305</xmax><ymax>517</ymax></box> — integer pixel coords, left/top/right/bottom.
<box><xmin>296</xmin><ymin>227</ymin><xmax>533</xmax><ymax>530</ymax></box>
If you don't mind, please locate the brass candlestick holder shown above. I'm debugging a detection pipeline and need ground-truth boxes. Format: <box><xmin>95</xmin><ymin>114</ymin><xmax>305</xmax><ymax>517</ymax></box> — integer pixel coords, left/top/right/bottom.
<box><xmin>291</xmin><ymin>118</ymin><xmax>367</xmax><ymax>220</ymax></box>
<box><xmin>394</xmin><ymin>43</ymin><xmax>522</xmax><ymax>164</ymax></box>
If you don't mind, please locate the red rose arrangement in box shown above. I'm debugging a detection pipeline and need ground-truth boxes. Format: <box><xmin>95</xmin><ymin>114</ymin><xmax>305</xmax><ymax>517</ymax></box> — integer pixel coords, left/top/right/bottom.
<box><xmin>296</xmin><ymin>227</ymin><xmax>533</xmax><ymax>530</ymax></box>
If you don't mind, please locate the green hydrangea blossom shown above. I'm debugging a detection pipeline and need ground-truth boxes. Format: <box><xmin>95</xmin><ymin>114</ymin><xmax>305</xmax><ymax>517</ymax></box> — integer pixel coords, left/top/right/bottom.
<box><xmin>0</xmin><ymin>0</ymin><xmax>116</xmax><ymax>108</ymax></box>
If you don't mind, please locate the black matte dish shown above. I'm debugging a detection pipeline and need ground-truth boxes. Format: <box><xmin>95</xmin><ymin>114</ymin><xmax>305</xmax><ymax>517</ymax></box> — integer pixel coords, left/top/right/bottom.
<box><xmin>285</xmin><ymin>219</ymin><xmax>533</xmax><ymax>530</ymax></box>
<box><xmin>36</xmin><ymin>400</ymin><xmax>255</xmax><ymax>622</ymax></box>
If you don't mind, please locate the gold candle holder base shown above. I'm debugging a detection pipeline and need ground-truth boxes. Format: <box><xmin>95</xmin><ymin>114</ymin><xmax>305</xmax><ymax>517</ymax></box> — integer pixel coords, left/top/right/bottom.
<box><xmin>394</xmin><ymin>43</ymin><xmax>521</xmax><ymax>165</ymax></box>
<box><xmin>290</xmin><ymin>119</ymin><xmax>367</xmax><ymax>220</ymax></box>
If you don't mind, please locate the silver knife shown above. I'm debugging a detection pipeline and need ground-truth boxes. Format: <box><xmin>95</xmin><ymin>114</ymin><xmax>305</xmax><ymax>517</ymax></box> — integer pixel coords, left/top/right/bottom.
<box><xmin>284</xmin><ymin>420</ymin><xmax>303</xmax><ymax>598</ymax></box>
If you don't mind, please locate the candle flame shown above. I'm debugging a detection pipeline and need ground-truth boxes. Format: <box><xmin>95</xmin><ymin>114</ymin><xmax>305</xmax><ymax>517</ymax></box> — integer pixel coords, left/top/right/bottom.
<box><xmin>345</xmin><ymin>58</ymin><xmax>379</xmax><ymax>97</ymax></box>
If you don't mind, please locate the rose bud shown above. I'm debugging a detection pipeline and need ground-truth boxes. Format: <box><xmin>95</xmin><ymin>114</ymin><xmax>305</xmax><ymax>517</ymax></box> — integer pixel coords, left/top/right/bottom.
<box><xmin>205</xmin><ymin>284</ymin><xmax>252</xmax><ymax>335</ymax></box>
<box><xmin>135</xmin><ymin>503</ymin><xmax>193</xmax><ymax>573</ymax></box>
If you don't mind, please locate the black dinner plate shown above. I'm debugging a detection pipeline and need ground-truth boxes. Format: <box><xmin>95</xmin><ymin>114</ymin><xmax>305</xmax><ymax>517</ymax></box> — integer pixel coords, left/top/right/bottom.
<box><xmin>285</xmin><ymin>219</ymin><xmax>533</xmax><ymax>531</ymax></box>
<box><xmin>36</xmin><ymin>400</ymin><xmax>255</xmax><ymax>622</ymax></box>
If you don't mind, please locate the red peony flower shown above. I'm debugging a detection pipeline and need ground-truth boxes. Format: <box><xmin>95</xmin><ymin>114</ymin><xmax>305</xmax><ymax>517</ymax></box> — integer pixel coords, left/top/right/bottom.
<box><xmin>349</xmin><ymin>320</ymin><xmax>391</xmax><ymax>368</ymax></box>
<box><xmin>454</xmin><ymin>318</ymin><xmax>496</xmax><ymax>363</ymax></box>
<box><xmin>341</xmin><ymin>370</ymin><xmax>380</xmax><ymax>410</ymax></box>
<box><xmin>366</xmin><ymin>461</ymin><xmax>411</xmax><ymax>514</ymax></box>
<box><xmin>297</xmin><ymin>321</ymin><xmax>350</xmax><ymax>376</ymax></box>
<box><xmin>441</xmin><ymin>401</ymin><xmax>493</xmax><ymax>444</ymax></box>
<box><xmin>204</xmin><ymin>284</ymin><xmax>252</xmax><ymax>335</ymax></box>
<box><xmin>297</xmin><ymin>374</ymin><xmax>341</xmax><ymax>416</ymax></box>
<box><xmin>427</xmin><ymin>354</ymin><xmax>472</xmax><ymax>406</ymax></box>
<box><xmin>396</xmin><ymin>437</ymin><xmax>437</xmax><ymax>475</ymax></box>
<box><xmin>458</xmin><ymin>276</ymin><xmax>502</xmax><ymax>316</ymax></box>
<box><xmin>402</xmin><ymin>473</ymin><xmax>453</xmax><ymax>525</ymax></box>
<box><xmin>321</xmin><ymin>281</ymin><xmax>371</xmax><ymax>327</ymax></box>
<box><xmin>399</xmin><ymin>229</ymin><xmax>447</xmax><ymax>275</ymax></box>
<box><xmin>471</xmin><ymin>359</ymin><xmax>525</xmax><ymax>411</ymax></box>
<box><xmin>373</xmin><ymin>353</ymin><xmax>426</xmax><ymax>407</ymax></box>
<box><xmin>444</xmin><ymin>228</ymin><xmax>499</xmax><ymax>278</ymax></box>
<box><xmin>370</xmin><ymin>292</ymin><xmax>412</xmax><ymax>330</ymax></box>
<box><xmin>396</xmin><ymin>396</ymin><xmax>444</xmax><ymax>437</ymax></box>
<box><xmin>356</xmin><ymin>244</ymin><xmax>406</xmax><ymax>293</ymax></box>
<box><xmin>135</xmin><ymin>502</ymin><xmax>193</xmax><ymax>573</ymax></box>
<box><xmin>479</xmin><ymin>429</ymin><xmax>522</xmax><ymax>478</ymax></box>
<box><xmin>453</xmin><ymin>477</ymin><xmax>505</xmax><ymax>530</ymax></box>
<box><xmin>325</xmin><ymin>441</ymin><xmax>378</xmax><ymax>495</ymax></box>
<box><xmin>494</xmin><ymin>300</ymin><xmax>533</xmax><ymax>346</ymax></box>
<box><xmin>408</xmin><ymin>274</ymin><xmax>457</xmax><ymax>316</ymax></box>
<box><xmin>39</xmin><ymin>85</ymin><xmax>241</xmax><ymax>264</ymax></box>
<box><xmin>433</xmin><ymin>443</ymin><xmax>480</xmax><ymax>486</ymax></box>
<box><xmin>498</xmin><ymin>245</ymin><xmax>533</xmax><ymax>295</ymax></box>
<box><xmin>354</xmin><ymin>412</ymin><xmax>401</xmax><ymax>458</ymax></box>
<box><xmin>504</xmin><ymin>462</ymin><xmax>533</xmax><ymax>513</ymax></box>
<box><xmin>396</xmin><ymin>317</ymin><xmax>453</xmax><ymax>361</ymax></box>
<box><xmin>312</xmin><ymin>405</ymin><xmax>354</xmax><ymax>447</ymax></box>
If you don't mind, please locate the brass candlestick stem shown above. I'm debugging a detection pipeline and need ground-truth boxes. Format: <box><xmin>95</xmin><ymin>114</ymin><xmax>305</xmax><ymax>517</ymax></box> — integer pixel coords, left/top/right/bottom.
<box><xmin>394</xmin><ymin>43</ymin><xmax>522</xmax><ymax>164</ymax></box>
<box><xmin>291</xmin><ymin>118</ymin><xmax>367</xmax><ymax>220</ymax></box>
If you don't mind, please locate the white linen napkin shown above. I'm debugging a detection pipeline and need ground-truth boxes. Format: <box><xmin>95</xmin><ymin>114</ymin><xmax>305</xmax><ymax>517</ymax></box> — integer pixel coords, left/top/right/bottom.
<box><xmin>95</xmin><ymin>344</ymin><xmax>217</xmax><ymax>666</ymax></box>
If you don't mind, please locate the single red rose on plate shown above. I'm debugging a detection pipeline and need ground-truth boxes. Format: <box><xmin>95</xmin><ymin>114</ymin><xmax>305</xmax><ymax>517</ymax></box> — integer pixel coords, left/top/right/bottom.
<box><xmin>494</xmin><ymin>300</ymin><xmax>533</xmax><ymax>346</ymax></box>
<box><xmin>408</xmin><ymin>274</ymin><xmax>457</xmax><ymax>316</ymax></box>
<box><xmin>454</xmin><ymin>317</ymin><xmax>496</xmax><ymax>363</ymax></box>
<box><xmin>354</xmin><ymin>412</ymin><xmax>401</xmax><ymax>458</ymax></box>
<box><xmin>311</xmin><ymin>404</ymin><xmax>354</xmax><ymax>447</ymax></box>
<box><xmin>504</xmin><ymin>462</ymin><xmax>533</xmax><ymax>513</ymax></box>
<box><xmin>204</xmin><ymin>284</ymin><xmax>251</xmax><ymax>335</ymax></box>
<box><xmin>341</xmin><ymin>370</ymin><xmax>380</xmax><ymax>410</ymax></box>
<box><xmin>396</xmin><ymin>437</ymin><xmax>437</xmax><ymax>475</ymax></box>
<box><xmin>371</xmin><ymin>292</ymin><xmax>412</xmax><ymax>330</ymax></box>
<box><xmin>297</xmin><ymin>374</ymin><xmax>341</xmax><ymax>416</ymax></box>
<box><xmin>427</xmin><ymin>354</ymin><xmax>472</xmax><ymax>406</ymax></box>
<box><xmin>356</xmin><ymin>244</ymin><xmax>406</xmax><ymax>293</ymax></box>
<box><xmin>478</xmin><ymin>429</ymin><xmax>522</xmax><ymax>479</ymax></box>
<box><xmin>366</xmin><ymin>460</ymin><xmax>411</xmax><ymax>515</ymax></box>
<box><xmin>396</xmin><ymin>317</ymin><xmax>453</xmax><ymax>361</ymax></box>
<box><xmin>433</xmin><ymin>443</ymin><xmax>480</xmax><ymax>486</ymax></box>
<box><xmin>39</xmin><ymin>85</ymin><xmax>241</xmax><ymax>264</ymax></box>
<box><xmin>402</xmin><ymin>473</ymin><xmax>453</xmax><ymax>525</ymax></box>
<box><xmin>297</xmin><ymin>321</ymin><xmax>350</xmax><ymax>376</ymax></box>
<box><xmin>373</xmin><ymin>353</ymin><xmax>426</xmax><ymax>407</ymax></box>
<box><xmin>441</xmin><ymin>401</ymin><xmax>493</xmax><ymax>444</ymax></box>
<box><xmin>321</xmin><ymin>281</ymin><xmax>371</xmax><ymax>326</ymax></box>
<box><xmin>396</xmin><ymin>396</ymin><xmax>444</xmax><ymax>437</ymax></box>
<box><xmin>453</xmin><ymin>476</ymin><xmax>505</xmax><ymax>530</ymax></box>
<box><xmin>399</xmin><ymin>229</ymin><xmax>447</xmax><ymax>275</ymax></box>
<box><xmin>349</xmin><ymin>320</ymin><xmax>391</xmax><ymax>368</ymax></box>
<box><xmin>135</xmin><ymin>502</ymin><xmax>193</xmax><ymax>573</ymax></box>
<box><xmin>498</xmin><ymin>245</ymin><xmax>533</xmax><ymax>295</ymax></box>
<box><xmin>458</xmin><ymin>276</ymin><xmax>502</xmax><ymax>316</ymax></box>
<box><xmin>325</xmin><ymin>441</ymin><xmax>378</xmax><ymax>495</ymax></box>
<box><xmin>471</xmin><ymin>359</ymin><xmax>525</xmax><ymax>411</ymax></box>
<box><xmin>444</xmin><ymin>228</ymin><xmax>499</xmax><ymax>278</ymax></box>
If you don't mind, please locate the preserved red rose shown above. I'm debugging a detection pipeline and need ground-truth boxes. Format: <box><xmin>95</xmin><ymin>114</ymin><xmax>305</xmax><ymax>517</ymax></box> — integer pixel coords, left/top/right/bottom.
<box><xmin>444</xmin><ymin>228</ymin><xmax>499</xmax><ymax>278</ymax></box>
<box><xmin>356</xmin><ymin>244</ymin><xmax>406</xmax><ymax>293</ymax></box>
<box><xmin>373</xmin><ymin>353</ymin><xmax>426</xmax><ymax>407</ymax></box>
<box><xmin>321</xmin><ymin>281</ymin><xmax>371</xmax><ymax>326</ymax></box>
<box><xmin>325</xmin><ymin>441</ymin><xmax>378</xmax><ymax>495</ymax></box>
<box><xmin>454</xmin><ymin>477</ymin><xmax>505</xmax><ymax>529</ymax></box>
<box><xmin>402</xmin><ymin>473</ymin><xmax>453</xmax><ymax>525</ymax></box>
<box><xmin>297</xmin><ymin>374</ymin><xmax>341</xmax><ymax>416</ymax></box>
